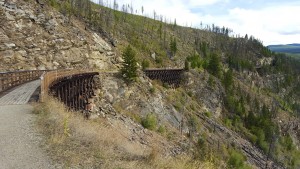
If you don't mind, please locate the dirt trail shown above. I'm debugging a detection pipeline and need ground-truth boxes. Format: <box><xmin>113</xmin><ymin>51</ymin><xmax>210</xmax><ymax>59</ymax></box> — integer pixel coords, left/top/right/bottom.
<box><xmin>0</xmin><ymin>81</ymin><xmax>59</xmax><ymax>168</ymax></box>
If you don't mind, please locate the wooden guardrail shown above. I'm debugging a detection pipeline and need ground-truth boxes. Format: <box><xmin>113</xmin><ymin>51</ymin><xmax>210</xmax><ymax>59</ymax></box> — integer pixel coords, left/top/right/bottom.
<box><xmin>0</xmin><ymin>70</ymin><xmax>44</xmax><ymax>93</ymax></box>
<box><xmin>40</xmin><ymin>69</ymin><xmax>98</xmax><ymax>102</ymax></box>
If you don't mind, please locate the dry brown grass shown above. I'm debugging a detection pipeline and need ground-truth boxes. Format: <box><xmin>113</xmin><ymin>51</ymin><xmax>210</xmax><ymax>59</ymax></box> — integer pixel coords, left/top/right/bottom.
<box><xmin>34</xmin><ymin>96</ymin><xmax>218</xmax><ymax>169</ymax></box>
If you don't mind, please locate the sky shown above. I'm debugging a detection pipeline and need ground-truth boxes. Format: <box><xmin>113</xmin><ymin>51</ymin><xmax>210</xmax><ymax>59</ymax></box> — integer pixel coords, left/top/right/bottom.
<box><xmin>92</xmin><ymin>0</ymin><xmax>300</xmax><ymax>45</ymax></box>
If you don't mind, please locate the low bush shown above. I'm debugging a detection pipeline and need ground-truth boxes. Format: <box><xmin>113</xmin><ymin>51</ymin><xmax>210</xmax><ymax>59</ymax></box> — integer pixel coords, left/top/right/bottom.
<box><xmin>157</xmin><ymin>125</ymin><xmax>166</xmax><ymax>134</ymax></box>
<box><xmin>142</xmin><ymin>113</ymin><xmax>157</xmax><ymax>130</ymax></box>
<box><xmin>227</xmin><ymin>149</ymin><xmax>251</xmax><ymax>169</ymax></box>
<box><xmin>149</xmin><ymin>87</ymin><xmax>155</xmax><ymax>94</ymax></box>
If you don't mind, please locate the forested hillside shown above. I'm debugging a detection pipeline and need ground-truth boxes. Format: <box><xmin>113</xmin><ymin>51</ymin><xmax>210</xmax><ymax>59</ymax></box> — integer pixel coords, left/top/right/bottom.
<box><xmin>268</xmin><ymin>44</ymin><xmax>300</xmax><ymax>60</ymax></box>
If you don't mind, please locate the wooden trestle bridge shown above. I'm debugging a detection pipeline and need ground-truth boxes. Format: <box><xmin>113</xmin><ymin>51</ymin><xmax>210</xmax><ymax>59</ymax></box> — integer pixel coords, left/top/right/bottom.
<box><xmin>0</xmin><ymin>68</ymin><xmax>185</xmax><ymax>110</ymax></box>
<box><xmin>143</xmin><ymin>68</ymin><xmax>185</xmax><ymax>88</ymax></box>
<box><xmin>0</xmin><ymin>69</ymin><xmax>99</xmax><ymax>111</ymax></box>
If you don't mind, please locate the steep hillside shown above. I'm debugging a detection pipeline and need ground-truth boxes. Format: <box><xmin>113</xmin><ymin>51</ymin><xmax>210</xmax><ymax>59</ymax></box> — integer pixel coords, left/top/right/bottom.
<box><xmin>0</xmin><ymin>0</ymin><xmax>121</xmax><ymax>71</ymax></box>
<box><xmin>1</xmin><ymin>0</ymin><xmax>300</xmax><ymax>168</ymax></box>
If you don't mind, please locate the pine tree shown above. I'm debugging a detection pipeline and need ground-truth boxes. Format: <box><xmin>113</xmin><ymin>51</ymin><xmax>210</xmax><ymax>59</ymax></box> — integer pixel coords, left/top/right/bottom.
<box><xmin>120</xmin><ymin>45</ymin><xmax>138</xmax><ymax>82</ymax></box>
<box><xmin>170</xmin><ymin>37</ymin><xmax>177</xmax><ymax>56</ymax></box>
<box><xmin>223</xmin><ymin>69</ymin><xmax>233</xmax><ymax>90</ymax></box>
<box><xmin>207</xmin><ymin>53</ymin><xmax>221</xmax><ymax>77</ymax></box>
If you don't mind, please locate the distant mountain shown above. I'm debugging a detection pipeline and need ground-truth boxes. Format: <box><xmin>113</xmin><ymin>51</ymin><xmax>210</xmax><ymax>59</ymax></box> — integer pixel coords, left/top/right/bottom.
<box><xmin>268</xmin><ymin>43</ymin><xmax>300</xmax><ymax>54</ymax></box>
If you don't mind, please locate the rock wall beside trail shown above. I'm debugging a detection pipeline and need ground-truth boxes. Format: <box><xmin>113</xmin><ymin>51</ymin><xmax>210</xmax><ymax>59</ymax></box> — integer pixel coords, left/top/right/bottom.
<box><xmin>95</xmin><ymin>73</ymin><xmax>185</xmax><ymax>130</ymax></box>
<box><xmin>0</xmin><ymin>0</ymin><xmax>121</xmax><ymax>71</ymax></box>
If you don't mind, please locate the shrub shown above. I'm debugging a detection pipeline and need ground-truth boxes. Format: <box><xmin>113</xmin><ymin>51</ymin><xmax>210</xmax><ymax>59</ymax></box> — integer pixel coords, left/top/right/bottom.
<box><xmin>227</xmin><ymin>149</ymin><xmax>250</xmax><ymax>169</ymax></box>
<box><xmin>187</xmin><ymin>91</ymin><xmax>193</xmax><ymax>97</ymax></box>
<box><xmin>208</xmin><ymin>75</ymin><xmax>215</xmax><ymax>88</ymax></box>
<box><xmin>157</xmin><ymin>125</ymin><xmax>166</xmax><ymax>134</ymax></box>
<box><xmin>184</xmin><ymin>60</ymin><xmax>190</xmax><ymax>70</ymax></box>
<box><xmin>188</xmin><ymin>114</ymin><xmax>200</xmax><ymax>134</ymax></box>
<box><xmin>195</xmin><ymin>136</ymin><xmax>208</xmax><ymax>160</ymax></box>
<box><xmin>186</xmin><ymin>54</ymin><xmax>202</xmax><ymax>69</ymax></box>
<box><xmin>142</xmin><ymin>113</ymin><xmax>157</xmax><ymax>130</ymax></box>
<box><xmin>224</xmin><ymin>118</ymin><xmax>232</xmax><ymax>127</ymax></box>
<box><xmin>155</xmin><ymin>56</ymin><xmax>162</xmax><ymax>64</ymax></box>
<box><xmin>142</xmin><ymin>60</ymin><xmax>150</xmax><ymax>70</ymax></box>
<box><xmin>163</xmin><ymin>82</ymin><xmax>169</xmax><ymax>89</ymax></box>
<box><xmin>204</xmin><ymin>111</ymin><xmax>212</xmax><ymax>118</ymax></box>
<box><xmin>149</xmin><ymin>87</ymin><xmax>155</xmax><ymax>94</ymax></box>
<box><xmin>173</xmin><ymin>102</ymin><xmax>182</xmax><ymax>111</ymax></box>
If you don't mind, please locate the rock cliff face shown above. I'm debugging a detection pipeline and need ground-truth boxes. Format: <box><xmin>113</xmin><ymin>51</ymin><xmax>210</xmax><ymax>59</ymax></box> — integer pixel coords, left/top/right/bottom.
<box><xmin>0</xmin><ymin>0</ymin><xmax>120</xmax><ymax>71</ymax></box>
<box><xmin>183</xmin><ymin>70</ymin><xmax>224</xmax><ymax>118</ymax></box>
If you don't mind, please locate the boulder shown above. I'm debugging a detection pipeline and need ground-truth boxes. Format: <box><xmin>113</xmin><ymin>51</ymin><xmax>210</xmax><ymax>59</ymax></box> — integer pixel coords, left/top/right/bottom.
<box><xmin>116</xmin><ymin>56</ymin><xmax>124</xmax><ymax>63</ymax></box>
<box><xmin>13</xmin><ymin>52</ymin><xmax>25</xmax><ymax>61</ymax></box>
<box><xmin>92</xmin><ymin>33</ymin><xmax>112</xmax><ymax>51</ymax></box>
<box><xmin>53</xmin><ymin>61</ymin><xmax>59</xmax><ymax>67</ymax></box>
<box><xmin>44</xmin><ymin>18</ymin><xmax>58</xmax><ymax>33</ymax></box>
<box><xmin>37</xmin><ymin>64</ymin><xmax>46</xmax><ymax>70</ymax></box>
<box><xmin>5</xmin><ymin>11</ymin><xmax>15</xmax><ymax>21</ymax></box>
<box><xmin>151</xmin><ymin>52</ymin><xmax>156</xmax><ymax>60</ymax></box>
<box><xmin>4</xmin><ymin>43</ymin><xmax>16</xmax><ymax>48</ymax></box>
<box><xmin>106</xmin><ymin>51</ymin><xmax>114</xmax><ymax>56</ymax></box>
<box><xmin>4</xmin><ymin>2</ymin><xmax>17</xmax><ymax>11</ymax></box>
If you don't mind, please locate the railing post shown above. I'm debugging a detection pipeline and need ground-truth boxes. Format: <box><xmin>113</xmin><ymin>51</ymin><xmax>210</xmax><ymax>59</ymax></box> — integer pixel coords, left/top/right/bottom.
<box><xmin>40</xmin><ymin>72</ymin><xmax>45</xmax><ymax>102</ymax></box>
<box><xmin>0</xmin><ymin>78</ymin><xmax>2</xmax><ymax>92</ymax></box>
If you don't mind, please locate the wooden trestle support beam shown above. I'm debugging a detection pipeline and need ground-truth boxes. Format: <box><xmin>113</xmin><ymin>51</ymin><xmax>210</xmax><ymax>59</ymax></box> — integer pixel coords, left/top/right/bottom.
<box><xmin>49</xmin><ymin>73</ymin><xmax>98</xmax><ymax>112</ymax></box>
<box><xmin>143</xmin><ymin>68</ymin><xmax>185</xmax><ymax>88</ymax></box>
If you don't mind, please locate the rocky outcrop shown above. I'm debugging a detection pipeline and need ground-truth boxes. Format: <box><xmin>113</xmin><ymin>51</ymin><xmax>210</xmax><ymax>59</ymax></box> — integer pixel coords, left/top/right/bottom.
<box><xmin>95</xmin><ymin>72</ymin><xmax>185</xmax><ymax>130</ymax></box>
<box><xmin>183</xmin><ymin>70</ymin><xmax>224</xmax><ymax>118</ymax></box>
<box><xmin>197</xmin><ymin>113</ymin><xmax>285</xmax><ymax>169</ymax></box>
<box><xmin>0</xmin><ymin>0</ymin><xmax>121</xmax><ymax>71</ymax></box>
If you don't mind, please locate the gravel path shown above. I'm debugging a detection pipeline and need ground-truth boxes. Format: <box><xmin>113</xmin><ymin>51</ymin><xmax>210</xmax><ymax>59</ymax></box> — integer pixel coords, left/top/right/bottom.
<box><xmin>0</xmin><ymin>81</ymin><xmax>60</xmax><ymax>169</ymax></box>
<box><xmin>0</xmin><ymin>105</ymin><xmax>58</xmax><ymax>168</ymax></box>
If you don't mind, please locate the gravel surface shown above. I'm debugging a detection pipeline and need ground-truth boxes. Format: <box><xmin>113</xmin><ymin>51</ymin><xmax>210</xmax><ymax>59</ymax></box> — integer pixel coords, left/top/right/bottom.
<box><xmin>0</xmin><ymin>80</ymin><xmax>61</xmax><ymax>169</ymax></box>
<box><xmin>0</xmin><ymin>105</ymin><xmax>60</xmax><ymax>169</ymax></box>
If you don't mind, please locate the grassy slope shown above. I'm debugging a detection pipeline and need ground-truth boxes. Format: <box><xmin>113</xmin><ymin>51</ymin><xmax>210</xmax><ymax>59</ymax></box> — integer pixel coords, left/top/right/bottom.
<box><xmin>34</xmin><ymin>97</ymin><xmax>218</xmax><ymax>169</ymax></box>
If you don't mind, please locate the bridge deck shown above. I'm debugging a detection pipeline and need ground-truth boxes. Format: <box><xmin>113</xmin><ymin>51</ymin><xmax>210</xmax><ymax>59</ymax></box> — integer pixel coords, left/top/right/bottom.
<box><xmin>0</xmin><ymin>80</ymin><xmax>40</xmax><ymax>105</ymax></box>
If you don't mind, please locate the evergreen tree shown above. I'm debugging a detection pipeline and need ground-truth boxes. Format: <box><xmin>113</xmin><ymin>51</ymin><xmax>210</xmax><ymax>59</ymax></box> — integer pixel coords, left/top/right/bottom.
<box><xmin>207</xmin><ymin>53</ymin><xmax>221</xmax><ymax>77</ymax></box>
<box><xmin>173</xmin><ymin>18</ymin><xmax>177</xmax><ymax>28</ymax></box>
<box><xmin>170</xmin><ymin>37</ymin><xmax>177</xmax><ymax>56</ymax></box>
<box><xmin>223</xmin><ymin>69</ymin><xmax>233</xmax><ymax>90</ymax></box>
<box><xmin>120</xmin><ymin>45</ymin><xmax>138</xmax><ymax>82</ymax></box>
